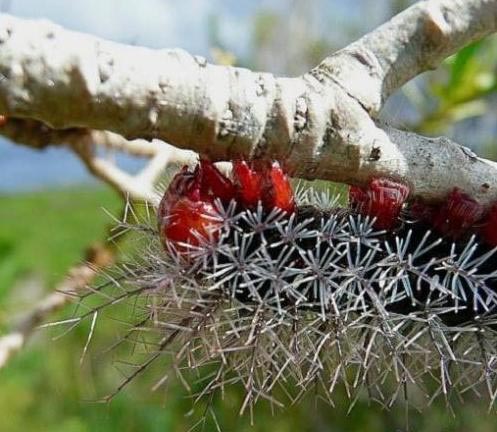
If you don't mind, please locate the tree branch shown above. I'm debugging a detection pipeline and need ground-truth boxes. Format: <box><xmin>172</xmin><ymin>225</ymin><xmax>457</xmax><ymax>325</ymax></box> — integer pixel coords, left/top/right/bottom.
<box><xmin>315</xmin><ymin>0</ymin><xmax>497</xmax><ymax>113</ymax></box>
<box><xmin>0</xmin><ymin>244</ymin><xmax>113</xmax><ymax>368</ymax></box>
<box><xmin>1</xmin><ymin>1</ymin><xmax>497</xmax><ymax>204</ymax></box>
<box><xmin>1</xmin><ymin>118</ymin><xmax>198</xmax><ymax>202</ymax></box>
<box><xmin>70</xmin><ymin>137</ymin><xmax>196</xmax><ymax>204</ymax></box>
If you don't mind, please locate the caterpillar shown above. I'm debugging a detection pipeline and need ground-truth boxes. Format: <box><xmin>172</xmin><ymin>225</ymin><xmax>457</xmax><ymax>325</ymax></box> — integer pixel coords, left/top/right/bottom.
<box><xmin>75</xmin><ymin>158</ymin><xmax>497</xmax><ymax>419</ymax></box>
<box><xmin>158</xmin><ymin>159</ymin><xmax>497</xmax><ymax>323</ymax></box>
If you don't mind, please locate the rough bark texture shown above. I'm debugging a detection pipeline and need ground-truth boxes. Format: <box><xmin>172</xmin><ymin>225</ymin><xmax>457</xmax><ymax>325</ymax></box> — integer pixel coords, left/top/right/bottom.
<box><xmin>1</xmin><ymin>0</ymin><xmax>497</xmax><ymax>204</ymax></box>
<box><xmin>317</xmin><ymin>0</ymin><xmax>497</xmax><ymax>113</ymax></box>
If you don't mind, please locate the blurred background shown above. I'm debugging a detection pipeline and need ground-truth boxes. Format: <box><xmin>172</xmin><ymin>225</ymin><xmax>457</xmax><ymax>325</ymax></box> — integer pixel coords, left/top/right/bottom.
<box><xmin>1</xmin><ymin>0</ymin><xmax>497</xmax><ymax>431</ymax></box>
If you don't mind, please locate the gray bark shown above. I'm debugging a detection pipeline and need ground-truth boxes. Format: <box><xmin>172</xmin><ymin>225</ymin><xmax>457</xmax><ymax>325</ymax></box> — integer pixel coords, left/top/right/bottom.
<box><xmin>1</xmin><ymin>0</ymin><xmax>496</xmax><ymax>203</ymax></box>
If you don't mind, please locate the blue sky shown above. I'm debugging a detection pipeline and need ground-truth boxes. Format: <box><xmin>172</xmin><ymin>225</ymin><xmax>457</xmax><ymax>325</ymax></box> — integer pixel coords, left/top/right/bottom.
<box><xmin>7</xmin><ymin>0</ymin><xmax>251</xmax><ymax>55</ymax></box>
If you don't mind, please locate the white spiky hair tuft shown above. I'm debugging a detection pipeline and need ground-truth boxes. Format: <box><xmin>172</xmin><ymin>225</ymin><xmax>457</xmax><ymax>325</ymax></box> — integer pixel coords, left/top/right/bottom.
<box><xmin>63</xmin><ymin>183</ymin><xmax>497</xmax><ymax>427</ymax></box>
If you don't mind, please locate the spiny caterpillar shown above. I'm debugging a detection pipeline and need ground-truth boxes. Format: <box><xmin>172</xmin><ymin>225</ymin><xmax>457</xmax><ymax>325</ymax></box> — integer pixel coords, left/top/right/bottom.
<box><xmin>74</xmin><ymin>158</ymin><xmax>497</xmax><ymax>420</ymax></box>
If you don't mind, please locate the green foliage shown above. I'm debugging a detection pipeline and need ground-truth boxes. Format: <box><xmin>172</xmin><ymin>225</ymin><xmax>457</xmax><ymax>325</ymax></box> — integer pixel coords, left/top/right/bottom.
<box><xmin>410</xmin><ymin>36</ymin><xmax>497</xmax><ymax>135</ymax></box>
<box><xmin>252</xmin><ymin>10</ymin><xmax>280</xmax><ymax>49</ymax></box>
<box><xmin>0</xmin><ymin>187</ymin><xmax>120</xmax><ymax>295</ymax></box>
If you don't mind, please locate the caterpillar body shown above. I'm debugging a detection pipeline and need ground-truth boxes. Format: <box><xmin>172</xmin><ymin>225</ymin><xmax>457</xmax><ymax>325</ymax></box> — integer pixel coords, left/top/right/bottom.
<box><xmin>76</xmin><ymin>158</ymin><xmax>497</xmax><ymax>419</ymax></box>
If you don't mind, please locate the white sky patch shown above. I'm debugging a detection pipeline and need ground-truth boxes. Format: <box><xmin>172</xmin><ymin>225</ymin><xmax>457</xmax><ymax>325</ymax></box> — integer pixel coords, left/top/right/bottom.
<box><xmin>8</xmin><ymin>0</ymin><xmax>216</xmax><ymax>53</ymax></box>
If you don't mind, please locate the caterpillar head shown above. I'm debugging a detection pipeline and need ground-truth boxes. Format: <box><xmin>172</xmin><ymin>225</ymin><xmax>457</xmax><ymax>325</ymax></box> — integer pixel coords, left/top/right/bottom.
<box><xmin>158</xmin><ymin>159</ymin><xmax>295</xmax><ymax>247</ymax></box>
<box><xmin>157</xmin><ymin>163</ymin><xmax>223</xmax><ymax>247</ymax></box>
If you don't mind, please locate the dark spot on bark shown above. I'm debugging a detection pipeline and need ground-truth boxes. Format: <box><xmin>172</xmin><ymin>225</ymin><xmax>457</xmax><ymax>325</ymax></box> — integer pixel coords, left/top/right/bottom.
<box><xmin>255</xmin><ymin>75</ymin><xmax>266</xmax><ymax>97</ymax></box>
<box><xmin>321</xmin><ymin>121</ymin><xmax>339</xmax><ymax>154</ymax></box>
<box><xmin>194</xmin><ymin>55</ymin><xmax>207</xmax><ymax>68</ymax></box>
<box><xmin>351</xmin><ymin>51</ymin><xmax>372</xmax><ymax>68</ymax></box>
<box><xmin>218</xmin><ymin>108</ymin><xmax>234</xmax><ymax>139</ymax></box>
<box><xmin>97</xmin><ymin>53</ymin><xmax>114</xmax><ymax>84</ymax></box>
<box><xmin>294</xmin><ymin>97</ymin><xmax>308</xmax><ymax>132</ymax></box>
<box><xmin>369</xmin><ymin>145</ymin><xmax>381</xmax><ymax>161</ymax></box>
<box><xmin>482</xmin><ymin>183</ymin><xmax>490</xmax><ymax>191</ymax></box>
<box><xmin>0</xmin><ymin>27</ymin><xmax>12</xmax><ymax>43</ymax></box>
<box><xmin>99</xmin><ymin>67</ymin><xmax>110</xmax><ymax>84</ymax></box>
<box><xmin>308</xmin><ymin>68</ymin><xmax>327</xmax><ymax>84</ymax></box>
<box><xmin>158</xmin><ymin>77</ymin><xmax>170</xmax><ymax>92</ymax></box>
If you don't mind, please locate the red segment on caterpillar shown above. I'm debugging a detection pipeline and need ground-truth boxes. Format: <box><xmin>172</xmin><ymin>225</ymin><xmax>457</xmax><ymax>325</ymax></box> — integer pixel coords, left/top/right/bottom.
<box><xmin>158</xmin><ymin>165</ymin><xmax>200</xmax><ymax>218</ymax></box>
<box><xmin>431</xmin><ymin>188</ymin><xmax>483</xmax><ymax>238</ymax></box>
<box><xmin>262</xmin><ymin>161</ymin><xmax>295</xmax><ymax>213</ymax></box>
<box><xmin>480</xmin><ymin>203</ymin><xmax>497</xmax><ymax>247</ymax></box>
<box><xmin>158</xmin><ymin>158</ymin><xmax>296</xmax><ymax>247</ymax></box>
<box><xmin>157</xmin><ymin>165</ymin><xmax>222</xmax><ymax>247</ymax></box>
<box><xmin>233</xmin><ymin>160</ymin><xmax>295</xmax><ymax>213</ymax></box>
<box><xmin>198</xmin><ymin>159</ymin><xmax>236</xmax><ymax>203</ymax></box>
<box><xmin>232</xmin><ymin>160</ymin><xmax>262</xmax><ymax>209</ymax></box>
<box><xmin>160</xmin><ymin>198</ymin><xmax>221</xmax><ymax>245</ymax></box>
<box><xmin>349</xmin><ymin>178</ymin><xmax>410</xmax><ymax>230</ymax></box>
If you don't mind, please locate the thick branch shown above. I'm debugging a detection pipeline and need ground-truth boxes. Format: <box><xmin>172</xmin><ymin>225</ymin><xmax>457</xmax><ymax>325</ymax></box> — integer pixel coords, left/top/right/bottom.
<box><xmin>1</xmin><ymin>6</ymin><xmax>497</xmax><ymax>205</ymax></box>
<box><xmin>314</xmin><ymin>0</ymin><xmax>497</xmax><ymax>113</ymax></box>
<box><xmin>0</xmin><ymin>117</ymin><xmax>87</xmax><ymax>149</ymax></box>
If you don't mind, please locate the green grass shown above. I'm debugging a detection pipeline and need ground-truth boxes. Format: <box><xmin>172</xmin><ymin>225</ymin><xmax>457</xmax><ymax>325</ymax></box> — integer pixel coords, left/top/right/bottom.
<box><xmin>0</xmin><ymin>186</ymin><xmax>121</xmax><ymax>300</ymax></box>
<box><xmin>2</xmin><ymin>185</ymin><xmax>497</xmax><ymax>431</ymax></box>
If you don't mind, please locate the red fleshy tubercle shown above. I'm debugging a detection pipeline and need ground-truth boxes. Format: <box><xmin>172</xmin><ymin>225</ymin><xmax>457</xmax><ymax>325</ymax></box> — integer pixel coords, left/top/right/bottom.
<box><xmin>232</xmin><ymin>160</ymin><xmax>263</xmax><ymax>209</ymax></box>
<box><xmin>160</xmin><ymin>198</ymin><xmax>221</xmax><ymax>245</ymax></box>
<box><xmin>158</xmin><ymin>165</ymin><xmax>222</xmax><ymax>248</ymax></box>
<box><xmin>262</xmin><ymin>161</ymin><xmax>295</xmax><ymax>213</ymax></box>
<box><xmin>480</xmin><ymin>204</ymin><xmax>497</xmax><ymax>246</ymax></box>
<box><xmin>158</xmin><ymin>165</ymin><xmax>200</xmax><ymax>217</ymax></box>
<box><xmin>349</xmin><ymin>178</ymin><xmax>410</xmax><ymax>230</ymax></box>
<box><xmin>159</xmin><ymin>159</ymin><xmax>296</xmax><ymax>247</ymax></box>
<box><xmin>233</xmin><ymin>160</ymin><xmax>295</xmax><ymax>213</ymax></box>
<box><xmin>430</xmin><ymin>188</ymin><xmax>483</xmax><ymax>238</ymax></box>
<box><xmin>198</xmin><ymin>159</ymin><xmax>236</xmax><ymax>203</ymax></box>
<box><xmin>0</xmin><ymin>115</ymin><xmax>6</xmax><ymax>127</ymax></box>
